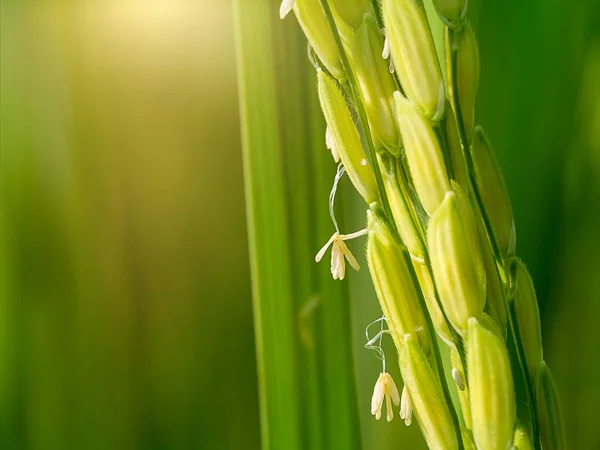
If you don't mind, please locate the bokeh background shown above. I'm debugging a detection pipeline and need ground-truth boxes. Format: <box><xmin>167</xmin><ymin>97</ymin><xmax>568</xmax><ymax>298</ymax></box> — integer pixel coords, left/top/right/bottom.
<box><xmin>1</xmin><ymin>1</ymin><xmax>599</xmax><ymax>449</ymax></box>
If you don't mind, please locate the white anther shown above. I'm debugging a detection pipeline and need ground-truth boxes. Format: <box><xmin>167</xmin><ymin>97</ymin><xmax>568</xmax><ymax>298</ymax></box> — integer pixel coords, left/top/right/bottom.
<box><xmin>371</xmin><ymin>372</ymin><xmax>400</xmax><ymax>422</ymax></box>
<box><xmin>279</xmin><ymin>0</ymin><xmax>294</xmax><ymax>19</ymax></box>
<box><xmin>315</xmin><ymin>229</ymin><xmax>368</xmax><ymax>280</ymax></box>
<box><xmin>452</xmin><ymin>367</ymin><xmax>465</xmax><ymax>391</ymax></box>
<box><xmin>400</xmin><ymin>386</ymin><xmax>413</xmax><ymax>426</ymax></box>
<box><xmin>325</xmin><ymin>126</ymin><xmax>340</xmax><ymax>162</ymax></box>
<box><xmin>382</xmin><ymin>37</ymin><xmax>390</xmax><ymax>60</ymax></box>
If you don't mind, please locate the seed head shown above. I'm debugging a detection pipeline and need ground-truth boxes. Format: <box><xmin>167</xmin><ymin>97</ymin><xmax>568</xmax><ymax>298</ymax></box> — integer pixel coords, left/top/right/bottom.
<box><xmin>366</xmin><ymin>210</ymin><xmax>431</xmax><ymax>354</ymax></box>
<box><xmin>455</xmin><ymin>23</ymin><xmax>480</xmax><ymax>141</ymax></box>
<box><xmin>514</xmin><ymin>258</ymin><xmax>543</xmax><ymax>378</ymax></box>
<box><xmin>293</xmin><ymin>0</ymin><xmax>345</xmax><ymax>80</ymax></box>
<box><xmin>379</xmin><ymin>153</ymin><xmax>425</xmax><ymax>261</ymax></box>
<box><xmin>467</xmin><ymin>317</ymin><xmax>516</xmax><ymax>450</ymax></box>
<box><xmin>399</xmin><ymin>333</ymin><xmax>459</xmax><ymax>449</ymax></box>
<box><xmin>427</xmin><ymin>186</ymin><xmax>486</xmax><ymax>336</ymax></box>
<box><xmin>394</xmin><ymin>92</ymin><xmax>450</xmax><ymax>215</ymax></box>
<box><xmin>350</xmin><ymin>13</ymin><xmax>401</xmax><ymax>154</ymax></box>
<box><xmin>471</xmin><ymin>126</ymin><xmax>515</xmax><ymax>256</ymax></box>
<box><xmin>318</xmin><ymin>70</ymin><xmax>378</xmax><ymax>204</ymax></box>
<box><xmin>381</xmin><ymin>0</ymin><xmax>444</xmax><ymax>119</ymax></box>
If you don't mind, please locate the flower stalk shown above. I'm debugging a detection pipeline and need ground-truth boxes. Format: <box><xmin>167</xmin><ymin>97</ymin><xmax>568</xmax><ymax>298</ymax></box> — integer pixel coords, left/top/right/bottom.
<box><xmin>279</xmin><ymin>0</ymin><xmax>564</xmax><ymax>448</ymax></box>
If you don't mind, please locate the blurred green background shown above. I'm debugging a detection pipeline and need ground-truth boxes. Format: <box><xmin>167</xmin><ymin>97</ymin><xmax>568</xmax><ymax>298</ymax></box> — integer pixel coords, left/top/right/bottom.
<box><xmin>1</xmin><ymin>1</ymin><xmax>599</xmax><ymax>449</ymax></box>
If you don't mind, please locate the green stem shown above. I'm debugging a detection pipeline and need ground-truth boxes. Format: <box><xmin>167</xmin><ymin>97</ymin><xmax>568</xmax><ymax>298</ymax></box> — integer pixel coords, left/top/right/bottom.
<box><xmin>233</xmin><ymin>1</ymin><xmax>303</xmax><ymax>448</ymax></box>
<box><xmin>445</xmin><ymin>26</ymin><xmax>542</xmax><ymax>450</ymax></box>
<box><xmin>274</xmin><ymin>18</ymin><xmax>324</xmax><ymax>450</ymax></box>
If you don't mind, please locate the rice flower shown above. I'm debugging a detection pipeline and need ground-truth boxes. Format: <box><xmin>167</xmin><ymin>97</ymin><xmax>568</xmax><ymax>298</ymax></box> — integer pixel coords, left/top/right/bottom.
<box><xmin>350</xmin><ymin>14</ymin><xmax>401</xmax><ymax>154</ymax></box>
<box><xmin>468</xmin><ymin>317</ymin><xmax>516</xmax><ymax>450</ymax></box>
<box><xmin>366</xmin><ymin>210</ymin><xmax>431</xmax><ymax>354</ymax></box>
<box><xmin>381</xmin><ymin>0</ymin><xmax>445</xmax><ymax>119</ymax></box>
<box><xmin>318</xmin><ymin>69</ymin><xmax>378</xmax><ymax>204</ymax></box>
<box><xmin>427</xmin><ymin>188</ymin><xmax>486</xmax><ymax>336</ymax></box>
<box><xmin>399</xmin><ymin>333</ymin><xmax>459</xmax><ymax>450</ymax></box>
<box><xmin>471</xmin><ymin>126</ymin><xmax>516</xmax><ymax>255</ymax></box>
<box><xmin>455</xmin><ymin>23</ymin><xmax>480</xmax><ymax>141</ymax></box>
<box><xmin>291</xmin><ymin>0</ymin><xmax>345</xmax><ymax>80</ymax></box>
<box><xmin>371</xmin><ymin>372</ymin><xmax>401</xmax><ymax>422</ymax></box>
<box><xmin>315</xmin><ymin>229</ymin><xmax>367</xmax><ymax>280</ymax></box>
<box><xmin>395</xmin><ymin>92</ymin><xmax>450</xmax><ymax>215</ymax></box>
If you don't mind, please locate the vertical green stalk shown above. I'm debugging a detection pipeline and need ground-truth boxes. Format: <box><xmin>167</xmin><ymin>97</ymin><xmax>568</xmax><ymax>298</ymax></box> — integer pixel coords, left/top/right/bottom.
<box><xmin>233</xmin><ymin>1</ymin><xmax>302</xmax><ymax>448</ymax></box>
<box><xmin>274</xmin><ymin>19</ymin><xmax>324</xmax><ymax>450</ymax></box>
<box><xmin>276</xmin><ymin>11</ymin><xmax>362</xmax><ymax>450</ymax></box>
<box><xmin>234</xmin><ymin>1</ymin><xmax>362</xmax><ymax>449</ymax></box>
